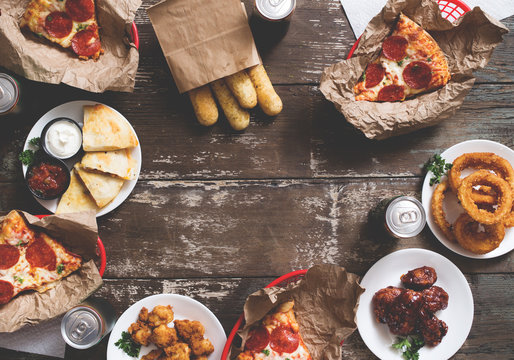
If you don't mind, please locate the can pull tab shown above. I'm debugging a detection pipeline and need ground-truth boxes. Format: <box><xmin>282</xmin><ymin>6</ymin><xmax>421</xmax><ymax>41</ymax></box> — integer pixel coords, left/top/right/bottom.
<box><xmin>397</xmin><ymin>208</ymin><xmax>419</xmax><ymax>224</ymax></box>
<box><xmin>269</xmin><ymin>0</ymin><xmax>286</xmax><ymax>6</ymax></box>
<box><xmin>71</xmin><ymin>319</ymin><xmax>95</xmax><ymax>341</ymax></box>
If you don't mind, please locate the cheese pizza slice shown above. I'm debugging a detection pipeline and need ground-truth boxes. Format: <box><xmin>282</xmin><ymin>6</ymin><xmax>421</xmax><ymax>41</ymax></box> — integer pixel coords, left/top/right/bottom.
<box><xmin>354</xmin><ymin>13</ymin><xmax>451</xmax><ymax>102</ymax></box>
<box><xmin>20</xmin><ymin>0</ymin><xmax>103</xmax><ymax>60</ymax></box>
<box><xmin>0</xmin><ymin>211</ymin><xmax>82</xmax><ymax>305</ymax></box>
<box><xmin>237</xmin><ymin>300</ymin><xmax>313</xmax><ymax>360</ymax></box>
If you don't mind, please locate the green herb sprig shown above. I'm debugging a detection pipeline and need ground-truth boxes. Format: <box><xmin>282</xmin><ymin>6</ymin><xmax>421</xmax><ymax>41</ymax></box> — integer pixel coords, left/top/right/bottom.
<box><xmin>392</xmin><ymin>335</ymin><xmax>425</xmax><ymax>360</ymax></box>
<box><xmin>19</xmin><ymin>137</ymin><xmax>41</xmax><ymax>166</ymax></box>
<box><xmin>424</xmin><ymin>154</ymin><xmax>452</xmax><ymax>186</ymax></box>
<box><xmin>261</xmin><ymin>349</ymin><xmax>270</xmax><ymax>356</ymax></box>
<box><xmin>115</xmin><ymin>331</ymin><xmax>140</xmax><ymax>357</ymax></box>
<box><xmin>57</xmin><ymin>264</ymin><xmax>65</xmax><ymax>274</ymax></box>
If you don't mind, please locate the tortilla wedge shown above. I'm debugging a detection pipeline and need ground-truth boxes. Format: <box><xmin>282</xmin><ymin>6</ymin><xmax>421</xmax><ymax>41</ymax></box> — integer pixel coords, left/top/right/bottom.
<box><xmin>74</xmin><ymin>164</ymin><xmax>125</xmax><ymax>208</ymax></box>
<box><xmin>56</xmin><ymin>169</ymin><xmax>100</xmax><ymax>214</ymax></box>
<box><xmin>81</xmin><ymin>149</ymin><xmax>137</xmax><ymax>180</ymax></box>
<box><xmin>82</xmin><ymin>104</ymin><xmax>138</xmax><ymax>151</ymax></box>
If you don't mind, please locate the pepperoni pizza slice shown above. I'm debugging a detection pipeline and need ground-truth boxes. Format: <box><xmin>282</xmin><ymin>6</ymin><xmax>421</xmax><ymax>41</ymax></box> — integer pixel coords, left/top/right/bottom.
<box><xmin>0</xmin><ymin>211</ymin><xmax>82</xmax><ymax>305</ymax></box>
<box><xmin>20</xmin><ymin>0</ymin><xmax>103</xmax><ymax>60</ymax></box>
<box><xmin>237</xmin><ymin>300</ymin><xmax>313</xmax><ymax>360</ymax></box>
<box><xmin>354</xmin><ymin>13</ymin><xmax>451</xmax><ymax>102</ymax></box>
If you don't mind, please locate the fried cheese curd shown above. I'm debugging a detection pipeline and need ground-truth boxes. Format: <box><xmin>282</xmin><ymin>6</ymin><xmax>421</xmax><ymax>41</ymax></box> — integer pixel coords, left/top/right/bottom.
<box><xmin>128</xmin><ymin>305</ymin><xmax>214</xmax><ymax>360</ymax></box>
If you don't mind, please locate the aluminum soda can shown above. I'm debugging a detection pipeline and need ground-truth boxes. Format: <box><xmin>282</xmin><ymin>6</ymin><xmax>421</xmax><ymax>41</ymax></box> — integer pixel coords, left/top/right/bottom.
<box><xmin>61</xmin><ymin>298</ymin><xmax>117</xmax><ymax>349</ymax></box>
<box><xmin>255</xmin><ymin>0</ymin><xmax>296</xmax><ymax>22</ymax></box>
<box><xmin>370</xmin><ymin>196</ymin><xmax>426</xmax><ymax>239</ymax></box>
<box><xmin>0</xmin><ymin>73</ymin><xmax>21</xmax><ymax>116</ymax></box>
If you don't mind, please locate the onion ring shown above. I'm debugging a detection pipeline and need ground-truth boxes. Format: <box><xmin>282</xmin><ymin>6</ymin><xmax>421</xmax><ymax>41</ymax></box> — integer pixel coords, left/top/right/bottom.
<box><xmin>504</xmin><ymin>204</ymin><xmax>514</xmax><ymax>227</ymax></box>
<box><xmin>448</xmin><ymin>152</ymin><xmax>514</xmax><ymax>193</ymax></box>
<box><xmin>453</xmin><ymin>213</ymin><xmax>505</xmax><ymax>254</ymax></box>
<box><xmin>431</xmin><ymin>180</ymin><xmax>455</xmax><ymax>242</ymax></box>
<box><xmin>471</xmin><ymin>186</ymin><xmax>497</xmax><ymax>205</ymax></box>
<box><xmin>457</xmin><ymin>170</ymin><xmax>513</xmax><ymax>225</ymax></box>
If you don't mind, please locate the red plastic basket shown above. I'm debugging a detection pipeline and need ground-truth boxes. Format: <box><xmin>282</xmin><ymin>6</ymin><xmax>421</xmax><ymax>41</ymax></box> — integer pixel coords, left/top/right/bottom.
<box><xmin>347</xmin><ymin>0</ymin><xmax>471</xmax><ymax>59</ymax></box>
<box><xmin>221</xmin><ymin>269</ymin><xmax>308</xmax><ymax>360</ymax></box>
<box><xmin>36</xmin><ymin>215</ymin><xmax>106</xmax><ymax>277</ymax></box>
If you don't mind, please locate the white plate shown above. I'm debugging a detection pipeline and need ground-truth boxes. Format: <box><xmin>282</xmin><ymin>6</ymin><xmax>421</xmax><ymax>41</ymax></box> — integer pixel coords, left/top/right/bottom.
<box><xmin>22</xmin><ymin>100</ymin><xmax>141</xmax><ymax>217</ymax></box>
<box><xmin>106</xmin><ymin>294</ymin><xmax>227</xmax><ymax>360</ymax></box>
<box><xmin>356</xmin><ymin>248</ymin><xmax>473</xmax><ymax>360</ymax></box>
<box><xmin>421</xmin><ymin>139</ymin><xmax>514</xmax><ymax>259</ymax></box>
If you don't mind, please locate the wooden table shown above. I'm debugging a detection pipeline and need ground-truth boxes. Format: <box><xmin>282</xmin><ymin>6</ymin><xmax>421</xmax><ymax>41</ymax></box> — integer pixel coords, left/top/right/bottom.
<box><xmin>1</xmin><ymin>1</ymin><xmax>513</xmax><ymax>359</ymax></box>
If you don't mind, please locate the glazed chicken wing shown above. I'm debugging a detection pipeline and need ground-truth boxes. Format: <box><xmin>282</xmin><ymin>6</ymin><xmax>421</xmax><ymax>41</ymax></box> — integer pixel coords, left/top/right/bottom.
<box><xmin>401</xmin><ymin>266</ymin><xmax>437</xmax><ymax>290</ymax></box>
<box><xmin>419</xmin><ymin>309</ymin><xmax>448</xmax><ymax>346</ymax></box>
<box><xmin>422</xmin><ymin>286</ymin><xmax>449</xmax><ymax>313</ymax></box>
<box><xmin>386</xmin><ymin>289</ymin><xmax>423</xmax><ymax>335</ymax></box>
<box><xmin>372</xmin><ymin>286</ymin><xmax>403</xmax><ymax>323</ymax></box>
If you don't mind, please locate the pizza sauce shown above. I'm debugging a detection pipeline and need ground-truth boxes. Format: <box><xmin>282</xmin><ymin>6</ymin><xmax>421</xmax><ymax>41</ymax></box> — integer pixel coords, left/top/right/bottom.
<box><xmin>27</xmin><ymin>161</ymin><xmax>68</xmax><ymax>198</ymax></box>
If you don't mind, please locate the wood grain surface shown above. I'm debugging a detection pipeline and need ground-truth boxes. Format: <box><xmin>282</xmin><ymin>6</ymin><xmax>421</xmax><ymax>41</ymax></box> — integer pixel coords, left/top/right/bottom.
<box><xmin>0</xmin><ymin>0</ymin><xmax>513</xmax><ymax>359</ymax></box>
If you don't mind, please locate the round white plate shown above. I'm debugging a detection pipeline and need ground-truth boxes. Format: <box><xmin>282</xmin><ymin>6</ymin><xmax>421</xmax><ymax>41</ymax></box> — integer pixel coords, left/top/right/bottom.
<box><xmin>356</xmin><ymin>248</ymin><xmax>473</xmax><ymax>360</ymax></box>
<box><xmin>22</xmin><ymin>100</ymin><xmax>141</xmax><ymax>217</ymax></box>
<box><xmin>107</xmin><ymin>294</ymin><xmax>227</xmax><ymax>360</ymax></box>
<box><xmin>421</xmin><ymin>139</ymin><xmax>514</xmax><ymax>259</ymax></box>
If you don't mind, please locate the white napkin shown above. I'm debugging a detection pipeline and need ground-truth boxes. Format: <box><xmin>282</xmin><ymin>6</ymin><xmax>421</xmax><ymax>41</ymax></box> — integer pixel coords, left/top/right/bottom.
<box><xmin>0</xmin><ymin>316</ymin><xmax>66</xmax><ymax>358</ymax></box>
<box><xmin>341</xmin><ymin>0</ymin><xmax>514</xmax><ymax>37</ymax></box>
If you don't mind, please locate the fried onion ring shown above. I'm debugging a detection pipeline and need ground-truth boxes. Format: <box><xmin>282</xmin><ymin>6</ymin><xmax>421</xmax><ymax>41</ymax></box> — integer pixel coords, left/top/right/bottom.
<box><xmin>471</xmin><ymin>186</ymin><xmax>497</xmax><ymax>205</ymax></box>
<box><xmin>504</xmin><ymin>203</ymin><xmax>514</xmax><ymax>228</ymax></box>
<box><xmin>448</xmin><ymin>152</ymin><xmax>514</xmax><ymax>193</ymax></box>
<box><xmin>457</xmin><ymin>170</ymin><xmax>513</xmax><ymax>225</ymax></box>
<box><xmin>431</xmin><ymin>180</ymin><xmax>455</xmax><ymax>242</ymax></box>
<box><xmin>453</xmin><ymin>213</ymin><xmax>505</xmax><ymax>254</ymax></box>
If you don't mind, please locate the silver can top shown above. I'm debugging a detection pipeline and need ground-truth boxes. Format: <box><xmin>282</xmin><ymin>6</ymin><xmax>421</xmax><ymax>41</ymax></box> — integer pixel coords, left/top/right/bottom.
<box><xmin>256</xmin><ymin>0</ymin><xmax>296</xmax><ymax>20</ymax></box>
<box><xmin>385</xmin><ymin>196</ymin><xmax>426</xmax><ymax>238</ymax></box>
<box><xmin>0</xmin><ymin>74</ymin><xmax>19</xmax><ymax>114</ymax></box>
<box><xmin>61</xmin><ymin>306</ymin><xmax>103</xmax><ymax>349</ymax></box>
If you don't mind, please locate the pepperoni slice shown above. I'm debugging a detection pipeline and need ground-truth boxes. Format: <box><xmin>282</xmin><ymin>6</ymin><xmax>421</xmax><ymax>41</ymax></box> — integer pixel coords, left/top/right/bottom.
<box><xmin>382</xmin><ymin>36</ymin><xmax>408</xmax><ymax>61</ymax></box>
<box><xmin>66</xmin><ymin>0</ymin><xmax>95</xmax><ymax>22</ymax></box>
<box><xmin>270</xmin><ymin>326</ymin><xmax>299</xmax><ymax>354</ymax></box>
<box><xmin>245</xmin><ymin>326</ymin><xmax>270</xmax><ymax>352</ymax></box>
<box><xmin>0</xmin><ymin>244</ymin><xmax>20</xmax><ymax>270</ymax></box>
<box><xmin>403</xmin><ymin>61</ymin><xmax>432</xmax><ymax>89</ymax></box>
<box><xmin>26</xmin><ymin>236</ymin><xmax>56</xmax><ymax>271</ymax></box>
<box><xmin>0</xmin><ymin>280</ymin><xmax>14</xmax><ymax>305</ymax></box>
<box><xmin>71</xmin><ymin>28</ymin><xmax>101</xmax><ymax>57</ymax></box>
<box><xmin>377</xmin><ymin>85</ymin><xmax>405</xmax><ymax>102</ymax></box>
<box><xmin>365</xmin><ymin>63</ymin><xmax>385</xmax><ymax>88</ymax></box>
<box><xmin>45</xmin><ymin>12</ymin><xmax>73</xmax><ymax>39</ymax></box>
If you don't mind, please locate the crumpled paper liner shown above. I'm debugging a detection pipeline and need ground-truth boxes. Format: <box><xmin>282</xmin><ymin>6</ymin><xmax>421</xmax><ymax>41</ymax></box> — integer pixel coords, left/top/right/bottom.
<box><xmin>233</xmin><ymin>264</ymin><xmax>365</xmax><ymax>360</ymax></box>
<box><xmin>320</xmin><ymin>0</ymin><xmax>508</xmax><ymax>140</ymax></box>
<box><xmin>147</xmin><ymin>0</ymin><xmax>261</xmax><ymax>94</ymax></box>
<box><xmin>0</xmin><ymin>0</ymin><xmax>141</xmax><ymax>93</ymax></box>
<box><xmin>0</xmin><ymin>210</ymin><xmax>103</xmax><ymax>333</ymax></box>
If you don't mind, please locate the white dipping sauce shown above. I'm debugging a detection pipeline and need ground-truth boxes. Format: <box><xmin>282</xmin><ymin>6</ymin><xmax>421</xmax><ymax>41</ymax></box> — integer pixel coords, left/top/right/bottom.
<box><xmin>45</xmin><ymin>120</ymin><xmax>82</xmax><ymax>158</ymax></box>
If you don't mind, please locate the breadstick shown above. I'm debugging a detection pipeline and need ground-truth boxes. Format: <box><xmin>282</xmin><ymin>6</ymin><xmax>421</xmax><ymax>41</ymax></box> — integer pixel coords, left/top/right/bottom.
<box><xmin>225</xmin><ymin>70</ymin><xmax>257</xmax><ymax>109</ymax></box>
<box><xmin>211</xmin><ymin>79</ymin><xmax>250</xmax><ymax>131</ymax></box>
<box><xmin>248</xmin><ymin>64</ymin><xmax>283</xmax><ymax>116</ymax></box>
<box><xmin>188</xmin><ymin>85</ymin><xmax>219</xmax><ymax>126</ymax></box>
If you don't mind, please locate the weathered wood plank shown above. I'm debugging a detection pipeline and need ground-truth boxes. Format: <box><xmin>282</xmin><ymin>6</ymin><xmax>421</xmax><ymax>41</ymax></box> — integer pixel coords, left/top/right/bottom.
<box><xmin>3</xmin><ymin>274</ymin><xmax>512</xmax><ymax>360</ymax></box>
<box><xmin>0</xmin><ymin>83</ymin><xmax>512</xmax><ymax>183</ymax></box>
<box><xmin>1</xmin><ymin>178</ymin><xmax>511</xmax><ymax>277</ymax></box>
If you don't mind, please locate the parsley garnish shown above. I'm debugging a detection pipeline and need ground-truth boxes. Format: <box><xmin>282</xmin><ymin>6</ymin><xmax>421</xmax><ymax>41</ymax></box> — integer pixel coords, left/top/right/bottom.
<box><xmin>76</xmin><ymin>24</ymin><xmax>88</xmax><ymax>32</ymax></box>
<box><xmin>16</xmin><ymin>240</ymin><xmax>24</xmax><ymax>246</ymax></box>
<box><xmin>424</xmin><ymin>153</ymin><xmax>453</xmax><ymax>186</ymax></box>
<box><xmin>397</xmin><ymin>60</ymin><xmax>404</xmax><ymax>66</ymax></box>
<box><xmin>13</xmin><ymin>275</ymin><xmax>24</xmax><ymax>284</ymax></box>
<box><xmin>392</xmin><ymin>335</ymin><xmax>424</xmax><ymax>360</ymax></box>
<box><xmin>57</xmin><ymin>264</ymin><xmax>65</xmax><ymax>274</ymax></box>
<box><xmin>261</xmin><ymin>349</ymin><xmax>270</xmax><ymax>356</ymax></box>
<box><xmin>405</xmin><ymin>55</ymin><xmax>410</xmax><ymax>60</ymax></box>
<box><xmin>47</xmin><ymin>15</ymin><xmax>53</xmax><ymax>22</ymax></box>
<box><xmin>115</xmin><ymin>331</ymin><xmax>140</xmax><ymax>357</ymax></box>
<box><xmin>362</xmin><ymin>73</ymin><xmax>366</xmax><ymax>81</ymax></box>
<box><xmin>427</xmin><ymin>57</ymin><xmax>432</xmax><ymax>62</ymax></box>
<box><xmin>19</xmin><ymin>150</ymin><xmax>35</xmax><ymax>166</ymax></box>
<box><xmin>29</xmin><ymin>137</ymin><xmax>40</xmax><ymax>147</ymax></box>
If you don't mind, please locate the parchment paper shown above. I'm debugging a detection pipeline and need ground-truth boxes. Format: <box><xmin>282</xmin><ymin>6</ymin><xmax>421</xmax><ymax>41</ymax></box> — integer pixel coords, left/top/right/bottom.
<box><xmin>320</xmin><ymin>0</ymin><xmax>508</xmax><ymax>140</ymax></box>
<box><xmin>0</xmin><ymin>210</ymin><xmax>103</xmax><ymax>333</ymax></box>
<box><xmin>0</xmin><ymin>0</ymin><xmax>142</xmax><ymax>93</ymax></box>
<box><xmin>147</xmin><ymin>0</ymin><xmax>261</xmax><ymax>94</ymax></box>
<box><xmin>233</xmin><ymin>264</ymin><xmax>365</xmax><ymax>360</ymax></box>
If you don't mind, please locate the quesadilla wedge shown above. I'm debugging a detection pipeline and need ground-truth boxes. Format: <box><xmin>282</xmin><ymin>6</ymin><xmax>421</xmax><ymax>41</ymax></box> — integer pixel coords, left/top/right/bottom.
<box><xmin>74</xmin><ymin>164</ymin><xmax>125</xmax><ymax>208</ymax></box>
<box><xmin>80</xmin><ymin>149</ymin><xmax>137</xmax><ymax>180</ymax></box>
<box><xmin>82</xmin><ymin>104</ymin><xmax>138</xmax><ymax>151</ymax></box>
<box><xmin>56</xmin><ymin>169</ymin><xmax>100</xmax><ymax>214</ymax></box>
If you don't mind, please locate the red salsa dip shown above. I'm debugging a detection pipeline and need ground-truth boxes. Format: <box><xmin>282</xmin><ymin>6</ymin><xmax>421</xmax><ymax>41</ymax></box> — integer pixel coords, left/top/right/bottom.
<box><xmin>28</xmin><ymin>162</ymin><xmax>68</xmax><ymax>198</ymax></box>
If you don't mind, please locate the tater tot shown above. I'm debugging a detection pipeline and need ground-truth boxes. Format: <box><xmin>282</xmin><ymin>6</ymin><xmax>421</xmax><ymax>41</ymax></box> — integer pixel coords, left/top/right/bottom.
<box><xmin>225</xmin><ymin>70</ymin><xmax>258</xmax><ymax>109</ymax></box>
<box><xmin>210</xmin><ymin>79</ymin><xmax>250</xmax><ymax>131</ymax></box>
<box><xmin>188</xmin><ymin>85</ymin><xmax>219</xmax><ymax>126</ymax></box>
<box><xmin>248</xmin><ymin>64</ymin><xmax>283</xmax><ymax>116</ymax></box>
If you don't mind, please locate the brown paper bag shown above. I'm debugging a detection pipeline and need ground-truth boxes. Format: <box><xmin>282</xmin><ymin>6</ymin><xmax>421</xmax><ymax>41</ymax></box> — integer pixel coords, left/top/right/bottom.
<box><xmin>232</xmin><ymin>264</ymin><xmax>365</xmax><ymax>360</ymax></box>
<box><xmin>320</xmin><ymin>0</ymin><xmax>508</xmax><ymax>140</ymax></box>
<box><xmin>0</xmin><ymin>211</ymin><xmax>103</xmax><ymax>333</ymax></box>
<box><xmin>0</xmin><ymin>0</ymin><xmax>141</xmax><ymax>93</ymax></box>
<box><xmin>147</xmin><ymin>0</ymin><xmax>261</xmax><ymax>93</ymax></box>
